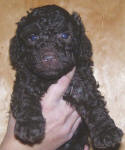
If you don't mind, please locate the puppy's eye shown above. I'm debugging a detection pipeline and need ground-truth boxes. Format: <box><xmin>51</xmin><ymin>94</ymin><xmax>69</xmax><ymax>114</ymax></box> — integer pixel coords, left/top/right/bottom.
<box><xmin>61</xmin><ymin>33</ymin><xmax>69</xmax><ymax>39</ymax></box>
<box><xmin>29</xmin><ymin>34</ymin><xmax>39</xmax><ymax>41</ymax></box>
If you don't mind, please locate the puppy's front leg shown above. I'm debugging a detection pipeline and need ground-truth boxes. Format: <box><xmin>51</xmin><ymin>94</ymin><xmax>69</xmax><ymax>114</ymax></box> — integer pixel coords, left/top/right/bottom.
<box><xmin>76</xmin><ymin>69</ymin><xmax>123</xmax><ymax>149</ymax></box>
<box><xmin>64</xmin><ymin>70</ymin><xmax>123</xmax><ymax>149</ymax></box>
<box><xmin>11</xmin><ymin>76</ymin><xmax>45</xmax><ymax>144</ymax></box>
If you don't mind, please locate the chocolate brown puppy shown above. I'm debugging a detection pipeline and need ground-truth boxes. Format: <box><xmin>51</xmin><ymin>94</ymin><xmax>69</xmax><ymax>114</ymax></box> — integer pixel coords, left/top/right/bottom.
<box><xmin>9</xmin><ymin>5</ymin><xmax>123</xmax><ymax>150</ymax></box>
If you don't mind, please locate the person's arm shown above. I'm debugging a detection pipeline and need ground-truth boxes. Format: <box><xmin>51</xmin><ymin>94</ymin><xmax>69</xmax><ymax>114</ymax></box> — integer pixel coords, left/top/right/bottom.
<box><xmin>0</xmin><ymin>68</ymin><xmax>83</xmax><ymax>150</ymax></box>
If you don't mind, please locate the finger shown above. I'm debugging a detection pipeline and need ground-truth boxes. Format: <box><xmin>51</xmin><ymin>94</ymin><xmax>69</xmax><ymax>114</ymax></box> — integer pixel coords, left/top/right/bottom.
<box><xmin>55</xmin><ymin>100</ymin><xmax>75</xmax><ymax>122</ymax></box>
<box><xmin>42</xmin><ymin>67</ymin><xmax>75</xmax><ymax>103</ymax></box>
<box><xmin>57</xmin><ymin>67</ymin><xmax>76</xmax><ymax>87</ymax></box>
<box><xmin>8</xmin><ymin>114</ymin><xmax>16</xmax><ymax>129</ymax></box>
<box><xmin>5</xmin><ymin>114</ymin><xmax>15</xmax><ymax>137</ymax></box>
<box><xmin>68</xmin><ymin>117</ymin><xmax>81</xmax><ymax>139</ymax></box>
<box><xmin>84</xmin><ymin>145</ymin><xmax>89</xmax><ymax>150</ymax></box>
<box><xmin>67</xmin><ymin>110</ymin><xmax>81</xmax><ymax>125</ymax></box>
<box><xmin>66</xmin><ymin>110</ymin><xmax>81</xmax><ymax>128</ymax></box>
<box><xmin>49</xmin><ymin>67</ymin><xmax>75</xmax><ymax>98</ymax></box>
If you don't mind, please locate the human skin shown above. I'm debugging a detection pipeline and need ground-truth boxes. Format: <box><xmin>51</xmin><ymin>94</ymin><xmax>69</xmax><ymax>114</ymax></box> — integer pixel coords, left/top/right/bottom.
<box><xmin>0</xmin><ymin>68</ymin><xmax>88</xmax><ymax>150</ymax></box>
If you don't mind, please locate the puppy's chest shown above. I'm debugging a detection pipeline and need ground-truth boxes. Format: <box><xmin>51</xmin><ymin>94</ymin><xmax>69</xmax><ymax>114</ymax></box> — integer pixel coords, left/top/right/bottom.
<box><xmin>29</xmin><ymin>72</ymin><xmax>84</xmax><ymax>103</ymax></box>
<box><xmin>64</xmin><ymin>73</ymin><xmax>84</xmax><ymax>104</ymax></box>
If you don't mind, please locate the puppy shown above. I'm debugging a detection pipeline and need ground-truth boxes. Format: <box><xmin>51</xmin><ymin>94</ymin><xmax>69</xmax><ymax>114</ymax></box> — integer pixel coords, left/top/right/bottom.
<box><xmin>9</xmin><ymin>5</ymin><xmax>123</xmax><ymax>150</ymax></box>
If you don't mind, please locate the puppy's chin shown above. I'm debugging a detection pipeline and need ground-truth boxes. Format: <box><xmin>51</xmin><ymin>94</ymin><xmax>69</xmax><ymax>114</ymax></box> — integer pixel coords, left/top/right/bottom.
<box><xmin>33</xmin><ymin>65</ymin><xmax>74</xmax><ymax>81</ymax></box>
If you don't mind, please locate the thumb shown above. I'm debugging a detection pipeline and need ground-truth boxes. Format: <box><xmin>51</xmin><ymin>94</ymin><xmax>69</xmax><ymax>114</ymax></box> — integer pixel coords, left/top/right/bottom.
<box><xmin>42</xmin><ymin>67</ymin><xmax>76</xmax><ymax>103</ymax></box>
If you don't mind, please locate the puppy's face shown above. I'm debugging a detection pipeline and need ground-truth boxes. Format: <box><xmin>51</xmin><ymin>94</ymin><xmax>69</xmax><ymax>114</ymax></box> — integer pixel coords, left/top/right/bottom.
<box><xmin>16</xmin><ymin>5</ymin><xmax>79</xmax><ymax>79</ymax></box>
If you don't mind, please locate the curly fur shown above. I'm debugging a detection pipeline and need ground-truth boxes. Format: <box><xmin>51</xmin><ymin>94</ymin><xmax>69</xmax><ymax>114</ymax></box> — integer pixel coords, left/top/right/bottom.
<box><xmin>9</xmin><ymin>5</ymin><xmax>123</xmax><ymax>150</ymax></box>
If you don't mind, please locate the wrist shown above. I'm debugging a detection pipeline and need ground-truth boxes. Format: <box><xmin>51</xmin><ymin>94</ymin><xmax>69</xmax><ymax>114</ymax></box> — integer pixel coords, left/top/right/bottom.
<box><xmin>0</xmin><ymin>136</ymin><xmax>30</xmax><ymax>150</ymax></box>
<box><xmin>0</xmin><ymin>134</ymin><xmax>55</xmax><ymax>150</ymax></box>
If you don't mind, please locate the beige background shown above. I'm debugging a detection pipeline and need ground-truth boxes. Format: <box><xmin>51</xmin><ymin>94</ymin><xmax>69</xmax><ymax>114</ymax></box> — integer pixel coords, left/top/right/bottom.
<box><xmin>0</xmin><ymin>0</ymin><xmax>125</xmax><ymax>149</ymax></box>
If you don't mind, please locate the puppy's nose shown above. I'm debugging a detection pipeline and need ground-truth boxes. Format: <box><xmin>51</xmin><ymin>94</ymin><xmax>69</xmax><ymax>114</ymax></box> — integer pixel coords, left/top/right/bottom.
<box><xmin>42</xmin><ymin>55</ymin><xmax>57</xmax><ymax>63</ymax></box>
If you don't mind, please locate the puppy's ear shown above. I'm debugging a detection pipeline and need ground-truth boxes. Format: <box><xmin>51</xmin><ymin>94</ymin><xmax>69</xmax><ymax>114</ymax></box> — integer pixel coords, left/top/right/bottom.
<box><xmin>9</xmin><ymin>36</ymin><xmax>25</xmax><ymax>70</ymax></box>
<box><xmin>72</xmin><ymin>12</ymin><xmax>92</xmax><ymax>61</ymax></box>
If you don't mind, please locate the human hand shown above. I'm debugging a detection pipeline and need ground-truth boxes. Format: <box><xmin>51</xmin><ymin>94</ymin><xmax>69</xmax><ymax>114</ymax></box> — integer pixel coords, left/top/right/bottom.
<box><xmin>40</xmin><ymin>67</ymin><xmax>81</xmax><ymax>150</ymax></box>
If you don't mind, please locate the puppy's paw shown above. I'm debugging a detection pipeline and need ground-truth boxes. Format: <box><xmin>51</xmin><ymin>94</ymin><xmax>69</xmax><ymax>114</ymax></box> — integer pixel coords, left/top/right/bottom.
<box><xmin>15</xmin><ymin>119</ymin><xmax>45</xmax><ymax>144</ymax></box>
<box><xmin>93</xmin><ymin>127</ymin><xmax>123</xmax><ymax>149</ymax></box>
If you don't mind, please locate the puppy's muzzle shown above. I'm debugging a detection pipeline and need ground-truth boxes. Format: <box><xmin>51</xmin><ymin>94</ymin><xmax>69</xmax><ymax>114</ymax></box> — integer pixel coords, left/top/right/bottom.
<box><xmin>41</xmin><ymin>52</ymin><xmax>58</xmax><ymax>67</ymax></box>
<box><xmin>42</xmin><ymin>55</ymin><xmax>57</xmax><ymax>62</ymax></box>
